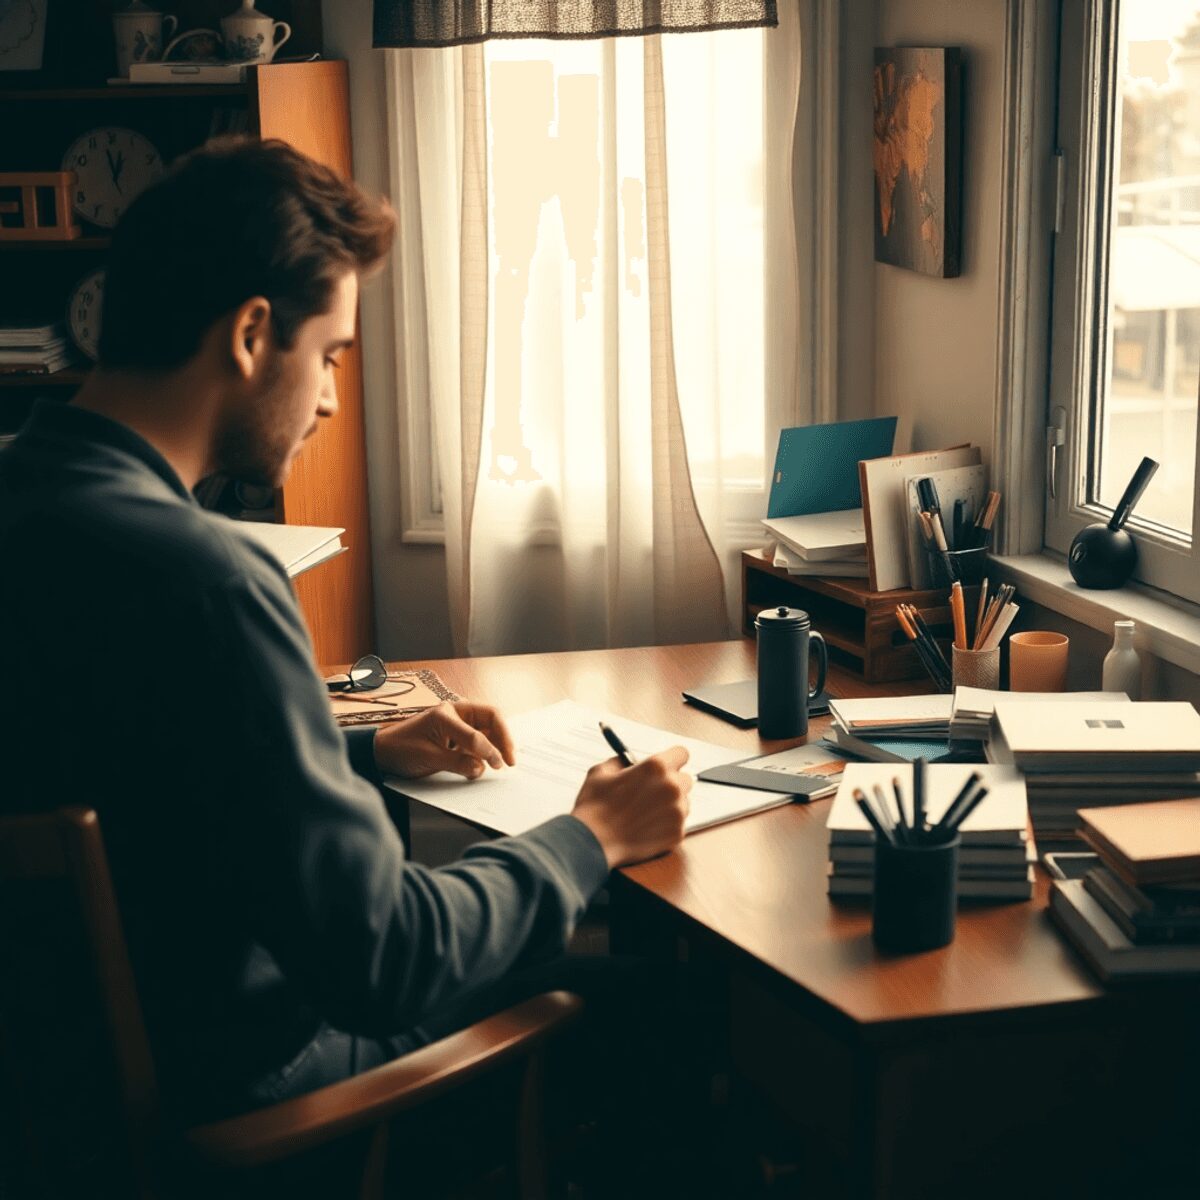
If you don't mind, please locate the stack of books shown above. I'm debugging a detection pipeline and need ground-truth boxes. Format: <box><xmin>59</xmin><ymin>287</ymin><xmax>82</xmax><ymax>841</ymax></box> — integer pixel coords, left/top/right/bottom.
<box><xmin>761</xmin><ymin>510</ymin><xmax>867</xmax><ymax>578</ymax></box>
<box><xmin>826</xmin><ymin>762</ymin><xmax>1033</xmax><ymax>900</ymax></box>
<box><xmin>0</xmin><ymin>322</ymin><xmax>75</xmax><ymax>376</ymax></box>
<box><xmin>824</xmin><ymin>694</ymin><xmax>953</xmax><ymax>763</ymax></box>
<box><xmin>988</xmin><ymin>700</ymin><xmax>1200</xmax><ymax>847</ymax></box>
<box><xmin>1050</xmin><ymin>798</ymin><xmax>1200</xmax><ymax>981</ymax></box>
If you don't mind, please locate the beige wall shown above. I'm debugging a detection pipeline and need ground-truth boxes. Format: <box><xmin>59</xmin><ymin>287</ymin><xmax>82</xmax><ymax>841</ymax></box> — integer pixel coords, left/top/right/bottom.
<box><xmin>322</xmin><ymin>2</ymin><xmax>455</xmax><ymax>662</ymax></box>
<box><xmin>872</xmin><ymin>0</ymin><xmax>1007</xmax><ymax>459</ymax></box>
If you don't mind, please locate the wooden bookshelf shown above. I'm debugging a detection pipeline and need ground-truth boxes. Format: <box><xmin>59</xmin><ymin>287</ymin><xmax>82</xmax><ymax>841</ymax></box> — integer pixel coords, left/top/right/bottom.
<box><xmin>0</xmin><ymin>62</ymin><xmax>375</xmax><ymax>664</ymax></box>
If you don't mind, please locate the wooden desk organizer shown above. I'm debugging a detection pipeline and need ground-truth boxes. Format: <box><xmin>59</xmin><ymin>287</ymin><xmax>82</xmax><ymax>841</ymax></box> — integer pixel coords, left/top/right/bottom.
<box><xmin>742</xmin><ymin>549</ymin><xmax>976</xmax><ymax>683</ymax></box>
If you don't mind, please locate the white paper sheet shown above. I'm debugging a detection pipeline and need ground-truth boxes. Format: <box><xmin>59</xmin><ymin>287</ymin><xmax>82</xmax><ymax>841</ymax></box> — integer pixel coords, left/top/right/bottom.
<box><xmin>385</xmin><ymin>699</ymin><xmax>789</xmax><ymax>837</ymax></box>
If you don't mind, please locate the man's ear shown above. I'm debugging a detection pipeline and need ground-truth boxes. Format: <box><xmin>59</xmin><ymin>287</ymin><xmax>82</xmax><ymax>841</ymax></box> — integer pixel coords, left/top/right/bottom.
<box><xmin>229</xmin><ymin>297</ymin><xmax>273</xmax><ymax>381</ymax></box>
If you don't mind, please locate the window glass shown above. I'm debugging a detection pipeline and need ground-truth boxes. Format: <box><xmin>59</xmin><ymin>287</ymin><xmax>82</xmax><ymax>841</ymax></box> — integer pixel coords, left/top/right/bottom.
<box><xmin>1098</xmin><ymin>3</ymin><xmax>1200</xmax><ymax>535</ymax></box>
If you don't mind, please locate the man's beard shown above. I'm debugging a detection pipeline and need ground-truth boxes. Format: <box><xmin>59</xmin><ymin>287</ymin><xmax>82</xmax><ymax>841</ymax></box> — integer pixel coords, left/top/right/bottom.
<box><xmin>213</xmin><ymin>366</ymin><xmax>293</xmax><ymax>487</ymax></box>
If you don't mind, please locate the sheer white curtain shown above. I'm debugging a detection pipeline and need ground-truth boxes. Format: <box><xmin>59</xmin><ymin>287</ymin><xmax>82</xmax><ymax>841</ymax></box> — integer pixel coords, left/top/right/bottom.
<box><xmin>386</xmin><ymin>5</ymin><xmax>803</xmax><ymax>655</ymax></box>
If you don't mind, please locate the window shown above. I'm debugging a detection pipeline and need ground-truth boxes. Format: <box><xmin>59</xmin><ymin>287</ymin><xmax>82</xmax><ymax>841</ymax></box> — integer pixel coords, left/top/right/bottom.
<box><xmin>1046</xmin><ymin>0</ymin><xmax>1200</xmax><ymax>601</ymax></box>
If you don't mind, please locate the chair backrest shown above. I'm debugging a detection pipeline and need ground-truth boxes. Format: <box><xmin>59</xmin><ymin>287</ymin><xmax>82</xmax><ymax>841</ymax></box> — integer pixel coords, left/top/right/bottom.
<box><xmin>0</xmin><ymin>807</ymin><xmax>161</xmax><ymax>1198</ymax></box>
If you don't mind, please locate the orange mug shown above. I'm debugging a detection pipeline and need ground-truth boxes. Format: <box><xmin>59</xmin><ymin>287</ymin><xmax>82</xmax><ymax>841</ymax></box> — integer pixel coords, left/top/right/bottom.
<box><xmin>1008</xmin><ymin>631</ymin><xmax>1069</xmax><ymax>692</ymax></box>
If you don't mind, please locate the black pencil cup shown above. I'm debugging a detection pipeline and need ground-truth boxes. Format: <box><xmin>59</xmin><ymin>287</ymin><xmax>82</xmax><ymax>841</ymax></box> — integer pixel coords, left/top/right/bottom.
<box><xmin>872</xmin><ymin>835</ymin><xmax>960</xmax><ymax>953</ymax></box>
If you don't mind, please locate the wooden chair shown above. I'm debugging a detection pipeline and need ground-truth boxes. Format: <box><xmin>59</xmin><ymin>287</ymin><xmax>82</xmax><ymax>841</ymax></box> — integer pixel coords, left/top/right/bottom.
<box><xmin>0</xmin><ymin>807</ymin><xmax>583</xmax><ymax>1199</ymax></box>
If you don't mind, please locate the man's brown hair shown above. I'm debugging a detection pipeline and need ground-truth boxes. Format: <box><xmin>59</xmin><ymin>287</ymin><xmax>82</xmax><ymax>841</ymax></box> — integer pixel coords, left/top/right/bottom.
<box><xmin>99</xmin><ymin>137</ymin><xmax>395</xmax><ymax>370</ymax></box>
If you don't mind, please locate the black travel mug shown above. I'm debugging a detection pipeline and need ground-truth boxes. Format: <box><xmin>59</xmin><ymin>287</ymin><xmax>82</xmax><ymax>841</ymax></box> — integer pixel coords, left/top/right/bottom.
<box><xmin>755</xmin><ymin>606</ymin><xmax>828</xmax><ymax>740</ymax></box>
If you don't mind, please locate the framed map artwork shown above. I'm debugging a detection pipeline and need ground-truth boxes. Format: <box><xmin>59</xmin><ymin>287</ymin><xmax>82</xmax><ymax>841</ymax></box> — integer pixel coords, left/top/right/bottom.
<box><xmin>873</xmin><ymin>47</ymin><xmax>962</xmax><ymax>278</ymax></box>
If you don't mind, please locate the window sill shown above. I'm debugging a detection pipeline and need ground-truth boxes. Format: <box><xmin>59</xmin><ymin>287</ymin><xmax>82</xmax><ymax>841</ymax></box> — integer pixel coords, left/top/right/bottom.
<box><xmin>991</xmin><ymin>553</ymin><xmax>1200</xmax><ymax>677</ymax></box>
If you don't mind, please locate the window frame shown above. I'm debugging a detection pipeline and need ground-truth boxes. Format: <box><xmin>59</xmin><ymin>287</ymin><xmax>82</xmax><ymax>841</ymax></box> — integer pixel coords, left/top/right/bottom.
<box><xmin>1045</xmin><ymin>0</ymin><xmax>1200</xmax><ymax>603</ymax></box>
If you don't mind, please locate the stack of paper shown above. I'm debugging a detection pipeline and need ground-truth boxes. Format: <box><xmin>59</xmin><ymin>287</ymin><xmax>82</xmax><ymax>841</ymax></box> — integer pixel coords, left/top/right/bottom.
<box><xmin>385</xmin><ymin>699</ymin><xmax>791</xmax><ymax>837</ymax></box>
<box><xmin>826</xmin><ymin>763</ymin><xmax>1033</xmax><ymax>900</ymax></box>
<box><xmin>771</xmin><ymin>540</ymin><xmax>867</xmax><ymax>579</ymax></box>
<box><xmin>949</xmin><ymin>687</ymin><xmax>1128</xmax><ymax>741</ymax></box>
<box><xmin>0</xmin><ymin>323</ymin><xmax>75</xmax><ymax>376</ymax></box>
<box><xmin>761</xmin><ymin>510</ymin><xmax>867</xmax><ymax>578</ymax></box>
<box><xmin>823</xmin><ymin>694</ymin><xmax>953</xmax><ymax>763</ymax></box>
<box><xmin>989</xmin><ymin>700</ymin><xmax>1200</xmax><ymax>847</ymax></box>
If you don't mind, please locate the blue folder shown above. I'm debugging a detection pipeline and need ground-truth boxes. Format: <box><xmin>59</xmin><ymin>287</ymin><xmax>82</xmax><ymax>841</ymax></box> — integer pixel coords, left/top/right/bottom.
<box><xmin>767</xmin><ymin>416</ymin><xmax>898</xmax><ymax>518</ymax></box>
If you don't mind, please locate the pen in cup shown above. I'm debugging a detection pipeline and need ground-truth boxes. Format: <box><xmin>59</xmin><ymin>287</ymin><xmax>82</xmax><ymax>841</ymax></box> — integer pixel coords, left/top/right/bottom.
<box><xmin>598</xmin><ymin>721</ymin><xmax>638</xmax><ymax>767</ymax></box>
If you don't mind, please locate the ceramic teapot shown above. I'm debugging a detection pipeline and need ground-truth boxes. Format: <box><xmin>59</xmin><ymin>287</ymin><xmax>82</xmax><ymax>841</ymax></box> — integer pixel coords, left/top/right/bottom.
<box><xmin>220</xmin><ymin>0</ymin><xmax>291</xmax><ymax>64</ymax></box>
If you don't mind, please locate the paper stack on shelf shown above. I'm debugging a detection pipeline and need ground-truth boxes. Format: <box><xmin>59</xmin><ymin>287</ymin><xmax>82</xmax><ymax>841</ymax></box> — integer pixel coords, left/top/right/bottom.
<box><xmin>988</xmin><ymin>700</ymin><xmax>1200</xmax><ymax>847</ymax></box>
<box><xmin>826</xmin><ymin>763</ymin><xmax>1033</xmax><ymax>900</ymax></box>
<box><xmin>1050</xmin><ymin>798</ymin><xmax>1200</xmax><ymax>980</ymax></box>
<box><xmin>770</xmin><ymin>540</ymin><xmax>868</xmax><ymax>578</ymax></box>
<box><xmin>0</xmin><ymin>322</ymin><xmax>75</xmax><ymax>376</ymax></box>
<box><xmin>762</xmin><ymin>509</ymin><xmax>866</xmax><ymax>559</ymax></box>
<box><xmin>823</xmin><ymin>694</ymin><xmax>953</xmax><ymax>763</ymax></box>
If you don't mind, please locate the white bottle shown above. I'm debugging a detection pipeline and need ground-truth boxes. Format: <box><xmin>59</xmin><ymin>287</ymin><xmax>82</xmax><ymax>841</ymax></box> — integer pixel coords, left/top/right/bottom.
<box><xmin>1101</xmin><ymin>619</ymin><xmax>1141</xmax><ymax>699</ymax></box>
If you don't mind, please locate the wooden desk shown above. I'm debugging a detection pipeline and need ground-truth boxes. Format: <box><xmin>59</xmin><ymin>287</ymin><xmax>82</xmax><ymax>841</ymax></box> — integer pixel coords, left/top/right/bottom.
<box><xmin>392</xmin><ymin>641</ymin><xmax>1200</xmax><ymax>1199</ymax></box>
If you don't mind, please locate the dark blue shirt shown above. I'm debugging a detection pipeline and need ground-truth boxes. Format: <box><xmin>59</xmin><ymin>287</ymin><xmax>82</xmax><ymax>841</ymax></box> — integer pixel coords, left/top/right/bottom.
<box><xmin>0</xmin><ymin>400</ymin><xmax>608</xmax><ymax>1119</ymax></box>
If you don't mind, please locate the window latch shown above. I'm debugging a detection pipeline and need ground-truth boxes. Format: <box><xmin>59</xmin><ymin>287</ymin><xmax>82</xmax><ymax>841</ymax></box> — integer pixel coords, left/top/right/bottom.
<box><xmin>1047</xmin><ymin>406</ymin><xmax>1066</xmax><ymax>501</ymax></box>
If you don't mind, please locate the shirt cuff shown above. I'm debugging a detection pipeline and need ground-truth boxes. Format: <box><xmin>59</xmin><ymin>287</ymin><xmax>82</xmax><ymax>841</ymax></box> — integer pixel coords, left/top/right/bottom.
<box><xmin>515</xmin><ymin>814</ymin><xmax>611</xmax><ymax>904</ymax></box>
<box><xmin>343</xmin><ymin>726</ymin><xmax>383</xmax><ymax>786</ymax></box>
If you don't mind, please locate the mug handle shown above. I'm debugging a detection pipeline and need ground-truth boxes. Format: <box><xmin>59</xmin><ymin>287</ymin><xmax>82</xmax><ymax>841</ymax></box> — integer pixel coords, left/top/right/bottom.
<box><xmin>808</xmin><ymin>630</ymin><xmax>828</xmax><ymax>701</ymax></box>
<box><xmin>273</xmin><ymin>21</ymin><xmax>292</xmax><ymax>51</ymax></box>
<box><xmin>162</xmin><ymin>15</ymin><xmax>178</xmax><ymax>42</ymax></box>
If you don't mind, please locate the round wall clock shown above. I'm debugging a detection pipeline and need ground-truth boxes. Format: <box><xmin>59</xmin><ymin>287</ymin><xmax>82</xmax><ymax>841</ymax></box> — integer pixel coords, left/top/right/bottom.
<box><xmin>67</xmin><ymin>269</ymin><xmax>106</xmax><ymax>361</ymax></box>
<box><xmin>61</xmin><ymin>126</ymin><xmax>164</xmax><ymax>229</ymax></box>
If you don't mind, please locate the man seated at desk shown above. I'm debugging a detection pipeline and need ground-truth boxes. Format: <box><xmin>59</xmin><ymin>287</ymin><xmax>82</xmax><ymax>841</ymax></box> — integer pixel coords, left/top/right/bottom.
<box><xmin>0</xmin><ymin>138</ymin><xmax>691</xmax><ymax>1180</ymax></box>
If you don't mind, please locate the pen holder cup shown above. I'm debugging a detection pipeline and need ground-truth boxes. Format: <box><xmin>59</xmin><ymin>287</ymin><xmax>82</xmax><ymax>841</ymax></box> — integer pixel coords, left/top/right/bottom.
<box><xmin>872</xmin><ymin>834</ymin><xmax>960</xmax><ymax>953</ymax></box>
<box><xmin>927</xmin><ymin>547</ymin><xmax>989</xmax><ymax>588</ymax></box>
<box><xmin>952</xmin><ymin>644</ymin><xmax>1000</xmax><ymax>690</ymax></box>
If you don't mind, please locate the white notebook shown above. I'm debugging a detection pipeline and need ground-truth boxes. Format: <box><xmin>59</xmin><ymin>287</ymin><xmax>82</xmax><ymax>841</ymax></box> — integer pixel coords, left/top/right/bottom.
<box><xmin>830</xmin><ymin>694</ymin><xmax>954</xmax><ymax>732</ymax></box>
<box><xmin>235</xmin><ymin>522</ymin><xmax>346</xmax><ymax>579</ymax></box>
<box><xmin>991</xmin><ymin>700</ymin><xmax>1200</xmax><ymax>771</ymax></box>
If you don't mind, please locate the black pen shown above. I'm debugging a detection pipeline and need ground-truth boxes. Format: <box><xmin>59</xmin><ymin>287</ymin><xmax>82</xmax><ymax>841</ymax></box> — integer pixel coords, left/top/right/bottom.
<box><xmin>599</xmin><ymin>721</ymin><xmax>638</xmax><ymax>767</ymax></box>
<box><xmin>945</xmin><ymin>786</ymin><xmax>989</xmax><ymax>836</ymax></box>
<box><xmin>931</xmin><ymin>771</ymin><xmax>983</xmax><ymax>840</ymax></box>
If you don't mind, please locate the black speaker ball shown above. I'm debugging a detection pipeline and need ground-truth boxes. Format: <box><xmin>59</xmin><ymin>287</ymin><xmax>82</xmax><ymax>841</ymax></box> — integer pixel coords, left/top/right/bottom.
<box><xmin>1068</xmin><ymin>523</ymin><xmax>1137</xmax><ymax>589</ymax></box>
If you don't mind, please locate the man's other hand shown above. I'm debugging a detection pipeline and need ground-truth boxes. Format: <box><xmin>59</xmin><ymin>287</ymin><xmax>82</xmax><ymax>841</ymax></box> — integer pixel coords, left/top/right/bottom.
<box><xmin>374</xmin><ymin>701</ymin><xmax>516</xmax><ymax>780</ymax></box>
<box><xmin>570</xmin><ymin>748</ymin><xmax>692</xmax><ymax>869</ymax></box>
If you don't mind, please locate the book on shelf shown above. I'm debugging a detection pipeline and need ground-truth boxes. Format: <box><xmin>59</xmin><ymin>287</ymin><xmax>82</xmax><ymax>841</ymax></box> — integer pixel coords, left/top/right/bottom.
<box><xmin>1078</xmin><ymin>797</ymin><xmax>1200</xmax><ymax>886</ymax></box>
<box><xmin>0</xmin><ymin>322</ymin><xmax>65</xmax><ymax>348</ymax></box>
<box><xmin>0</xmin><ymin>337</ymin><xmax>69</xmax><ymax>363</ymax></box>
<box><xmin>0</xmin><ymin>355</ymin><xmax>75</xmax><ymax>376</ymax></box>
<box><xmin>233</xmin><ymin>522</ymin><xmax>346</xmax><ymax>580</ymax></box>
<box><xmin>989</xmin><ymin>700</ymin><xmax>1200</xmax><ymax>773</ymax></box>
<box><xmin>1049</xmin><ymin>879</ymin><xmax>1200</xmax><ymax>981</ymax></box>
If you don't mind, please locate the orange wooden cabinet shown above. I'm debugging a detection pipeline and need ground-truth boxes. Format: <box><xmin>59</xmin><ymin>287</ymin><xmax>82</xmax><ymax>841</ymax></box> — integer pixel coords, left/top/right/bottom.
<box><xmin>0</xmin><ymin>63</ymin><xmax>374</xmax><ymax>663</ymax></box>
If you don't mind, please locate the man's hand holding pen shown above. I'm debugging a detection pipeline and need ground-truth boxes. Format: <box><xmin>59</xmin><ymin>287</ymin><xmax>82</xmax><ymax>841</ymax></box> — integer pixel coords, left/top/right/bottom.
<box><xmin>570</xmin><ymin>723</ymin><xmax>692</xmax><ymax>868</ymax></box>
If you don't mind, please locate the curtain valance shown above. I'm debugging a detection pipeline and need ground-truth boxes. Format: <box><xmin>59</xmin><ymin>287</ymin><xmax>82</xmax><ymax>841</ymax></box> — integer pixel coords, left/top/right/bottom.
<box><xmin>373</xmin><ymin>1</ymin><xmax>778</xmax><ymax>49</ymax></box>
